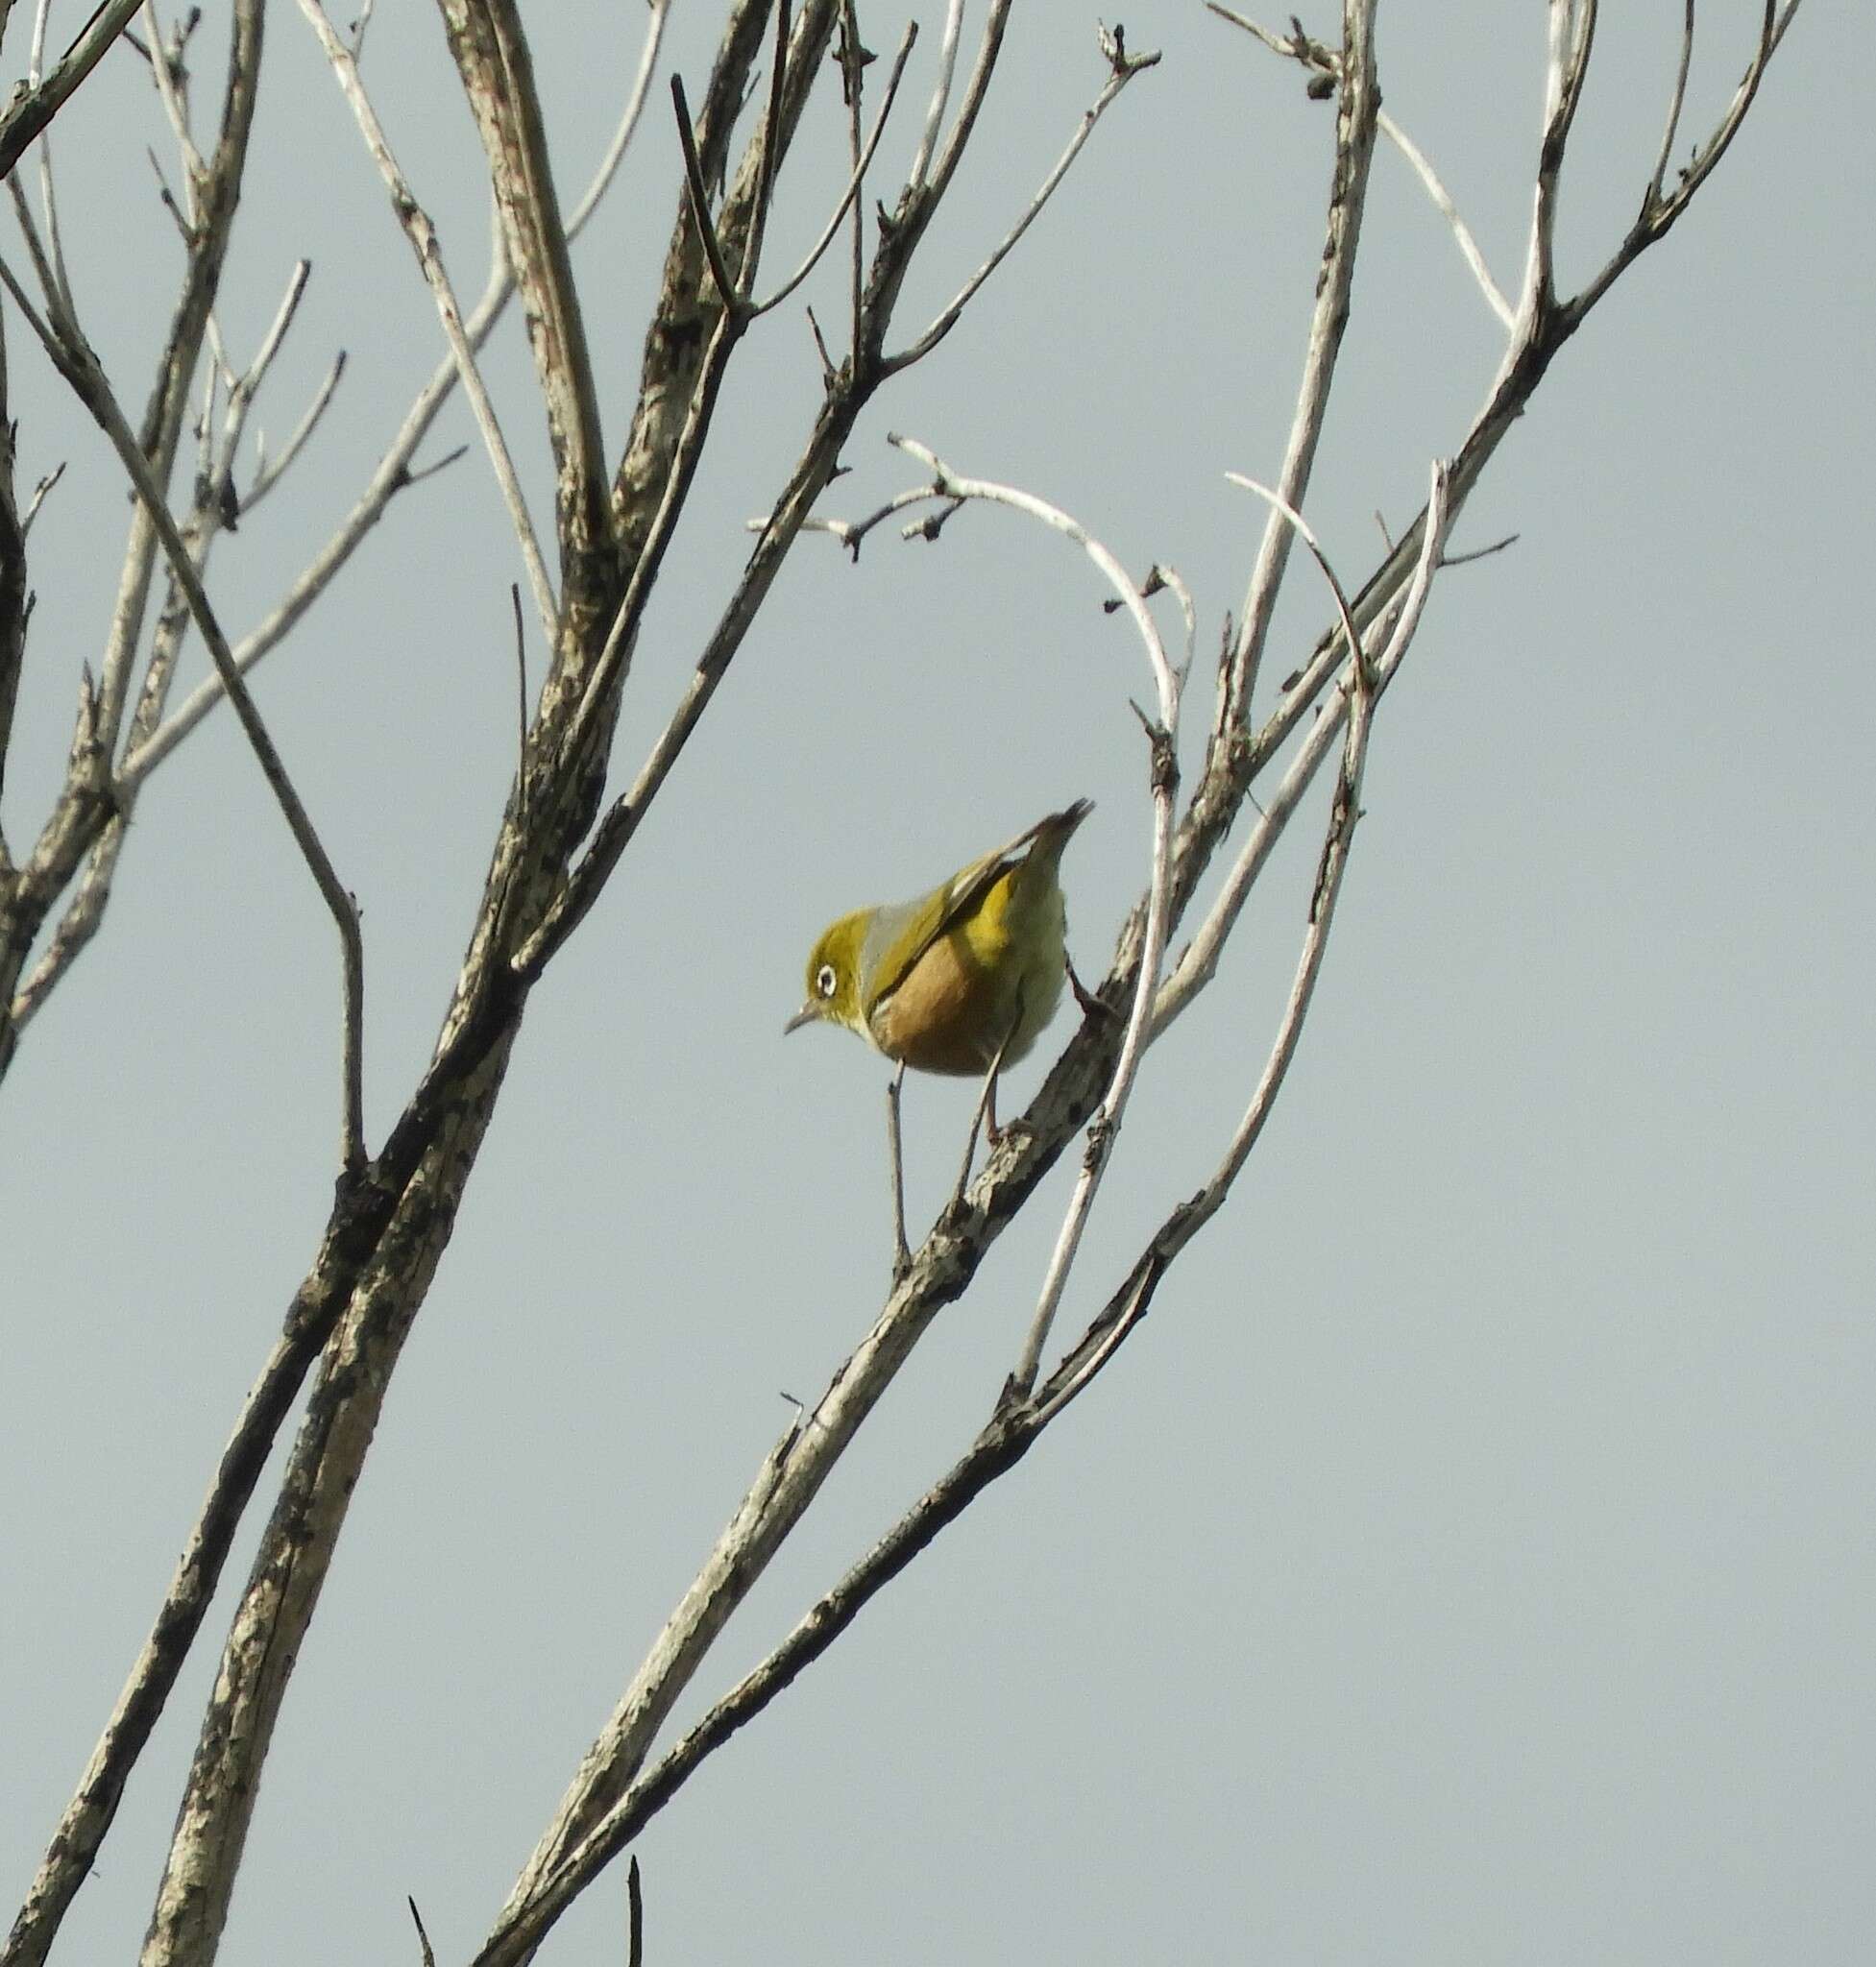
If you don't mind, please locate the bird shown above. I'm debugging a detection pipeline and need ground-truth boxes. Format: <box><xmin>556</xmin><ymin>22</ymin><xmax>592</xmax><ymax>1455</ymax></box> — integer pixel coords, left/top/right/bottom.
<box><xmin>786</xmin><ymin>799</ymin><xmax>1098</xmax><ymax>1267</ymax></box>
<box><xmin>786</xmin><ymin>797</ymin><xmax>1095</xmax><ymax>1090</ymax></box>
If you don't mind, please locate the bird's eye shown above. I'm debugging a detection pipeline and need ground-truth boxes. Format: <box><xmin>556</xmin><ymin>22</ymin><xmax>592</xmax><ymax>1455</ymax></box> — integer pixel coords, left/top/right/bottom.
<box><xmin>815</xmin><ymin>962</ymin><xmax>838</xmax><ymax>1000</ymax></box>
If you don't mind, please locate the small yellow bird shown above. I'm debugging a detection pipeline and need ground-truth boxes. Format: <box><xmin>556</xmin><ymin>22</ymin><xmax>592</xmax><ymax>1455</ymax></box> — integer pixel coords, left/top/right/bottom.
<box><xmin>785</xmin><ymin>798</ymin><xmax>1095</xmax><ymax>1103</ymax></box>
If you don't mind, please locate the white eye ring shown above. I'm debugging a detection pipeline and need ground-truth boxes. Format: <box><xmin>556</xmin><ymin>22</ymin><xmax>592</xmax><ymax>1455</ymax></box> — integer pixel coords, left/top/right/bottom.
<box><xmin>815</xmin><ymin>962</ymin><xmax>838</xmax><ymax>999</ymax></box>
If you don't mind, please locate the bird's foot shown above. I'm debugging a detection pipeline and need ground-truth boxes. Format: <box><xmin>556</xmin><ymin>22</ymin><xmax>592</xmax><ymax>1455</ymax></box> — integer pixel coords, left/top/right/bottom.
<box><xmin>1067</xmin><ymin>957</ymin><xmax>1116</xmax><ymax>1021</ymax></box>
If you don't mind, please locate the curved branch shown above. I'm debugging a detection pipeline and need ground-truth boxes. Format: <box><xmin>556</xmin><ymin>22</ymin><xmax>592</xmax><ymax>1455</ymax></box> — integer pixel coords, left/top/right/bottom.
<box><xmin>877</xmin><ymin>435</ymin><xmax>1182</xmax><ymax>1396</ymax></box>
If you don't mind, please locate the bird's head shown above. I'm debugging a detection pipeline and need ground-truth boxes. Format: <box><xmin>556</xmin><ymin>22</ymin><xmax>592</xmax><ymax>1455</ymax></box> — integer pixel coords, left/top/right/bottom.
<box><xmin>785</xmin><ymin>910</ymin><xmax>871</xmax><ymax>1039</ymax></box>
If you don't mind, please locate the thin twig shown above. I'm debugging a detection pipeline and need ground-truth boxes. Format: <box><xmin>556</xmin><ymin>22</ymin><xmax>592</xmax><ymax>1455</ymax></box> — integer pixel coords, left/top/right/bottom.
<box><xmin>32</xmin><ymin>119</ymin><xmax>75</xmax><ymax>322</ymax></box>
<box><xmin>139</xmin><ymin>0</ymin><xmax>206</xmax><ymax>200</ymax></box>
<box><xmin>19</xmin><ymin>458</ymin><xmax>64</xmax><ymax>535</ymax></box>
<box><xmin>887</xmin><ymin>1063</ymin><xmax>910</xmax><ymax>1276</ymax></box>
<box><xmin>569</xmin><ymin>0</ymin><xmax>671</xmax><ymax>235</ymax></box>
<box><xmin>408</xmin><ymin>1897</ymin><xmax>436</xmax><ymax>1967</ymax></box>
<box><xmin>755</xmin><ymin>485</ymin><xmax>940</xmax><ymax>557</ymax></box>
<box><xmin>122</xmin><ymin>23</ymin><xmax>661</xmax><ymax>784</ymax></box>
<box><xmin>912</xmin><ymin>0</ymin><xmax>1013</xmax><ymax>212</ymax></box>
<box><xmin>671</xmin><ymin>73</ymin><xmax>743</xmax><ymax>314</ymax></box>
<box><xmin>1206</xmin><ymin>3</ymin><xmax>1510</xmax><ymax>328</ymax></box>
<box><xmin>1159</xmin><ymin>465</ymin><xmax>1451</xmax><ymax>1231</ymax></box>
<box><xmin>1441</xmin><ymin>530</ymin><xmax>1517</xmax><ymax>569</ymax></box>
<box><xmin>0</xmin><ymin>0</ymin><xmax>144</xmax><ymax>180</ymax></box>
<box><xmin>1377</xmin><ymin>106</ymin><xmax>1513</xmax><ymax>328</ymax></box>
<box><xmin>1564</xmin><ymin>0</ymin><xmax>1794</xmax><ymax>327</ymax></box>
<box><xmin>750</xmin><ymin>21</ymin><xmax>914</xmax><ymax>318</ymax></box>
<box><xmin>906</xmin><ymin>0</ymin><xmax>962</xmax><ymax>189</ymax></box>
<box><xmin>1141</xmin><ymin>561</ymin><xmax>1198</xmax><ymax>682</ymax></box>
<box><xmin>294</xmin><ymin>0</ymin><xmax>558</xmax><ymax>639</ymax></box>
<box><xmin>740</xmin><ymin>0</ymin><xmax>792</xmax><ymax>292</ymax></box>
<box><xmin>838</xmin><ymin>1</ymin><xmax>864</xmax><ymax>349</ymax></box>
<box><xmin>1214</xmin><ymin>0</ymin><xmax>1378</xmax><ymax>736</ymax></box>
<box><xmin>0</xmin><ymin>255</ymin><xmax>368</xmax><ymax>1172</ymax></box>
<box><xmin>884</xmin><ymin>30</ymin><xmax>1159</xmax><ymax>374</ymax></box>
<box><xmin>1225</xmin><ymin>474</ymin><xmax>1370</xmax><ymax>687</ymax></box>
<box><xmin>1646</xmin><ymin>0</ymin><xmax>1697</xmax><ymax>207</ymax></box>
<box><xmin>237</xmin><ymin>259</ymin><xmax>311</xmax><ymax>400</ymax></box>
<box><xmin>1157</xmin><ymin>465</ymin><xmax>1450</xmax><ymax>1030</ymax></box>
<box><xmin>246</xmin><ymin>349</ymin><xmax>346</xmax><ymax>507</ymax></box>
<box><xmin>0</xmin><ymin>1315</ymin><xmax>340</xmax><ymax>1967</ymax></box>
<box><xmin>509</xmin><ymin>581</ymin><xmax>528</xmax><ymax>825</ymax></box>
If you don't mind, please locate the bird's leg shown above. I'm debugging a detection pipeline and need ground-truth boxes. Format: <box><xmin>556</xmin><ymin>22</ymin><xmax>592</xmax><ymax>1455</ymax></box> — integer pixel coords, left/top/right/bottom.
<box><xmin>887</xmin><ymin>1062</ymin><xmax>912</xmax><ymax>1279</ymax></box>
<box><xmin>954</xmin><ymin>997</ymin><xmax>1024</xmax><ymax>1205</ymax></box>
<box><xmin>1066</xmin><ymin>954</ymin><xmax>1113</xmax><ymax>1021</ymax></box>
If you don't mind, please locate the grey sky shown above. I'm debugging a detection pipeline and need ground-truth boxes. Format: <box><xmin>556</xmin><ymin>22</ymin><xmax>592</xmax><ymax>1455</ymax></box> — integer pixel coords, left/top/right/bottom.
<box><xmin>3</xmin><ymin>4</ymin><xmax>1868</xmax><ymax>1963</ymax></box>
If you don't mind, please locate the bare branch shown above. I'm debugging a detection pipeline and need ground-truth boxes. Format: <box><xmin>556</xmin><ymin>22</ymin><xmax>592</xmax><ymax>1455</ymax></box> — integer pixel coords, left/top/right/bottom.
<box><xmin>122</xmin><ymin>22</ymin><xmax>665</xmax><ymax>784</ymax></box>
<box><xmin>96</xmin><ymin>0</ymin><xmax>262</xmax><ymax>759</ymax></box>
<box><xmin>754</xmin><ymin>484</ymin><xmax>944</xmax><ymax>556</ymax></box>
<box><xmin>1647</xmin><ymin>0</ymin><xmax>1697</xmax><ymax>208</ymax></box>
<box><xmin>1225</xmin><ymin>473</ymin><xmax>1371</xmax><ymax>688</ymax></box>
<box><xmin>0</xmin><ymin>1323</ymin><xmax>337</xmax><ymax>1967</ymax></box>
<box><xmin>1215</xmin><ymin>0</ymin><xmax>1378</xmax><ymax>736</ymax></box>
<box><xmin>670</xmin><ymin>72</ymin><xmax>743</xmax><ymax>314</ymax></box>
<box><xmin>245</xmin><ymin>348</ymin><xmax>346</xmax><ymax>508</ymax></box>
<box><xmin>18</xmin><ymin>456</ymin><xmax>63</xmax><ymax>534</ymax></box>
<box><xmin>741</xmin><ymin>0</ymin><xmax>792</xmax><ymax>290</ymax></box>
<box><xmin>407</xmin><ymin>1897</ymin><xmax>436</xmax><ymax>1967</ymax></box>
<box><xmin>1517</xmin><ymin>0</ymin><xmax>1598</xmax><ymax>327</ymax></box>
<box><xmin>836</xmin><ymin>2</ymin><xmax>865</xmax><ymax>348</ymax></box>
<box><xmin>240</xmin><ymin>258</ymin><xmax>310</xmax><ymax>396</ymax></box>
<box><xmin>1208</xmin><ymin>5</ymin><xmax>1510</xmax><ymax>328</ymax></box>
<box><xmin>568</xmin><ymin>1</ymin><xmax>671</xmax><ymax>234</ymax></box>
<box><xmin>434</xmin><ymin>0</ymin><xmax>616</xmax><ymax>584</ymax></box>
<box><xmin>884</xmin><ymin>28</ymin><xmax>1159</xmax><ymax>374</ymax></box>
<box><xmin>1159</xmin><ymin>463</ymin><xmax>1451</xmax><ymax>1031</ymax></box>
<box><xmin>0</xmin><ymin>256</ymin><xmax>368</xmax><ymax>1171</ymax></box>
<box><xmin>1380</xmin><ymin>106</ymin><xmax>1514</xmax><ymax>328</ymax></box>
<box><xmin>1140</xmin><ymin>560</ymin><xmax>1199</xmax><ymax>680</ymax></box>
<box><xmin>749</xmin><ymin>21</ymin><xmax>915</xmax><ymax>318</ymax></box>
<box><xmin>472</xmin><ymin>1188</ymin><xmax>1209</xmax><ymax>1966</ymax></box>
<box><xmin>294</xmin><ymin>0</ymin><xmax>558</xmax><ymax>638</ymax></box>
<box><xmin>31</xmin><ymin>128</ymin><xmax>75</xmax><ymax>324</ymax></box>
<box><xmin>0</xmin><ymin>0</ymin><xmax>261</xmax><ymax>1069</ymax></box>
<box><xmin>1565</xmin><ymin>0</ymin><xmax>1797</xmax><ymax>326</ymax></box>
<box><xmin>0</xmin><ymin>354</ymin><xmax>23</xmax><ymax>828</ymax></box>
<box><xmin>138</xmin><ymin>0</ymin><xmax>205</xmax><ymax>199</ymax></box>
<box><xmin>1176</xmin><ymin>586</ymin><xmax>1392</xmax><ymax>1191</ymax></box>
<box><xmin>0</xmin><ymin>0</ymin><xmax>144</xmax><ymax>179</ymax></box>
<box><xmin>907</xmin><ymin>0</ymin><xmax>963</xmax><ymax>188</ymax></box>
<box><xmin>912</xmin><ymin>0</ymin><xmax>1013</xmax><ymax>210</ymax></box>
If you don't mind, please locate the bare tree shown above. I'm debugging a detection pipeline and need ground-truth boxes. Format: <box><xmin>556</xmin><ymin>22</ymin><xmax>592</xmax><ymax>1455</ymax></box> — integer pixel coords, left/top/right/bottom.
<box><xmin>0</xmin><ymin>3</ymin><xmax>1805</xmax><ymax>1962</ymax></box>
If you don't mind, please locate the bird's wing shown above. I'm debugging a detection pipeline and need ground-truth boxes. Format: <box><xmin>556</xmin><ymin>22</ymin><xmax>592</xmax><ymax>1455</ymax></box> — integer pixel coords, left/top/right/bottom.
<box><xmin>859</xmin><ymin>854</ymin><xmax>1004</xmax><ymax>1013</ymax></box>
<box><xmin>863</xmin><ymin>803</ymin><xmax>1091</xmax><ymax>1013</ymax></box>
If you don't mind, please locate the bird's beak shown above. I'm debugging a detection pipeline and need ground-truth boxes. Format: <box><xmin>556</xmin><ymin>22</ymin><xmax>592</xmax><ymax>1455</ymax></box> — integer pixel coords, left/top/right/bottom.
<box><xmin>783</xmin><ymin>1003</ymin><xmax>819</xmax><ymax>1036</ymax></box>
